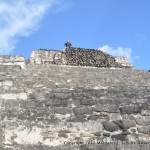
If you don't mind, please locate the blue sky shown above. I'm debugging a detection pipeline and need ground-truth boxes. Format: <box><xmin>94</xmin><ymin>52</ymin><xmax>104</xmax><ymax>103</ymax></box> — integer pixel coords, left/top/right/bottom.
<box><xmin>0</xmin><ymin>0</ymin><xmax>149</xmax><ymax>70</ymax></box>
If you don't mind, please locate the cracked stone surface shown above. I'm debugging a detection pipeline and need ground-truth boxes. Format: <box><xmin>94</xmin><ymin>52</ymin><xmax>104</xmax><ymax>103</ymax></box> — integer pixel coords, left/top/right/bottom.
<box><xmin>0</xmin><ymin>49</ymin><xmax>150</xmax><ymax>149</ymax></box>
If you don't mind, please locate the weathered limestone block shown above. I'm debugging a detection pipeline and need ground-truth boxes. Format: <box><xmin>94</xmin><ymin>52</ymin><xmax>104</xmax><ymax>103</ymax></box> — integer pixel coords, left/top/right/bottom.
<box><xmin>108</xmin><ymin>113</ymin><xmax>123</xmax><ymax>120</ymax></box>
<box><xmin>141</xmin><ymin>103</ymin><xmax>150</xmax><ymax>115</ymax></box>
<box><xmin>46</xmin><ymin>99</ymin><xmax>68</xmax><ymax>107</ymax></box>
<box><xmin>20</xmin><ymin>100</ymin><xmax>36</xmax><ymax>108</ymax></box>
<box><xmin>94</xmin><ymin>89</ymin><xmax>107</xmax><ymax>97</ymax></box>
<box><xmin>141</xmin><ymin>110</ymin><xmax>150</xmax><ymax>116</ymax></box>
<box><xmin>82</xmin><ymin>120</ymin><xmax>104</xmax><ymax>133</ymax></box>
<box><xmin>51</xmin><ymin>93</ymin><xmax>72</xmax><ymax>99</ymax></box>
<box><xmin>103</xmin><ymin>132</ymin><xmax>110</xmax><ymax>137</ymax></box>
<box><xmin>0</xmin><ymin>94</ymin><xmax>17</xmax><ymax>100</ymax></box>
<box><xmin>73</xmin><ymin>107</ymin><xmax>92</xmax><ymax>117</ymax></box>
<box><xmin>80</xmin><ymin>97</ymin><xmax>96</xmax><ymax>105</ymax></box>
<box><xmin>2</xmin><ymin>80</ymin><xmax>13</xmax><ymax>86</ymax></box>
<box><xmin>137</xmin><ymin>126</ymin><xmax>150</xmax><ymax>134</ymax></box>
<box><xmin>123</xmin><ymin>91</ymin><xmax>138</xmax><ymax>99</ymax></box>
<box><xmin>93</xmin><ymin>105</ymin><xmax>120</xmax><ymax>113</ymax></box>
<box><xmin>82</xmin><ymin>89</ymin><xmax>97</xmax><ymax>97</ymax></box>
<box><xmin>54</xmin><ymin>107</ymin><xmax>73</xmax><ymax>115</ymax></box>
<box><xmin>114</xmin><ymin>119</ymin><xmax>136</xmax><ymax>129</ymax></box>
<box><xmin>119</xmin><ymin>104</ymin><xmax>141</xmax><ymax>114</ymax></box>
<box><xmin>111</xmin><ymin>134</ymin><xmax>127</xmax><ymax>141</ymax></box>
<box><xmin>17</xmin><ymin>93</ymin><xmax>28</xmax><ymax>100</ymax></box>
<box><xmin>1</xmin><ymin>99</ymin><xmax>19</xmax><ymax>108</ymax></box>
<box><xmin>135</xmin><ymin>118</ymin><xmax>150</xmax><ymax>126</ymax></box>
<box><xmin>103</xmin><ymin>121</ymin><xmax>119</xmax><ymax>132</ymax></box>
<box><xmin>29</xmin><ymin>93</ymin><xmax>47</xmax><ymax>101</ymax></box>
<box><xmin>30</xmin><ymin>50</ymin><xmax>64</xmax><ymax>65</ymax></box>
<box><xmin>142</xmin><ymin>103</ymin><xmax>150</xmax><ymax>109</ymax></box>
<box><xmin>3</xmin><ymin>108</ymin><xmax>19</xmax><ymax>118</ymax></box>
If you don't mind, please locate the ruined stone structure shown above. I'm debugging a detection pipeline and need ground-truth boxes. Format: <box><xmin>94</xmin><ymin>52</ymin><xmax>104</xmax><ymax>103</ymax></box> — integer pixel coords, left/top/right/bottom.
<box><xmin>114</xmin><ymin>56</ymin><xmax>133</xmax><ymax>67</ymax></box>
<box><xmin>30</xmin><ymin>49</ymin><xmax>66</xmax><ymax>65</ymax></box>
<box><xmin>0</xmin><ymin>48</ymin><xmax>150</xmax><ymax>150</ymax></box>
<box><xmin>29</xmin><ymin>47</ymin><xmax>132</xmax><ymax>68</ymax></box>
<box><xmin>0</xmin><ymin>56</ymin><xmax>26</xmax><ymax>69</ymax></box>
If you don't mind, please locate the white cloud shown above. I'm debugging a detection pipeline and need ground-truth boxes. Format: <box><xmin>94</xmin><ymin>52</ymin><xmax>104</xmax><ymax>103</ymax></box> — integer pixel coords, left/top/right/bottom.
<box><xmin>0</xmin><ymin>0</ymin><xmax>62</xmax><ymax>54</ymax></box>
<box><xmin>98</xmin><ymin>45</ymin><xmax>139</xmax><ymax>63</ymax></box>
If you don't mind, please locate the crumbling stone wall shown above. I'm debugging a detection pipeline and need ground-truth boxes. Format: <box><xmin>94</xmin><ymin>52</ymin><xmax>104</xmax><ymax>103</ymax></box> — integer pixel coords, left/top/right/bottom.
<box><xmin>0</xmin><ymin>63</ymin><xmax>150</xmax><ymax>150</ymax></box>
<box><xmin>115</xmin><ymin>56</ymin><xmax>133</xmax><ymax>67</ymax></box>
<box><xmin>0</xmin><ymin>56</ymin><xmax>26</xmax><ymax>69</ymax></box>
<box><xmin>65</xmin><ymin>47</ymin><xmax>125</xmax><ymax>68</ymax></box>
<box><xmin>0</xmin><ymin>48</ymin><xmax>132</xmax><ymax>69</ymax></box>
<box><xmin>30</xmin><ymin>49</ymin><xmax>66</xmax><ymax>65</ymax></box>
<box><xmin>30</xmin><ymin>48</ymin><xmax>132</xmax><ymax>68</ymax></box>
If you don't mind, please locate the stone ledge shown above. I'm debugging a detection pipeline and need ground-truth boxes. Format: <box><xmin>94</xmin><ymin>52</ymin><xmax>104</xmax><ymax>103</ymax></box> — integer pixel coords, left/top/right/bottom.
<box><xmin>0</xmin><ymin>56</ymin><xmax>26</xmax><ymax>69</ymax></box>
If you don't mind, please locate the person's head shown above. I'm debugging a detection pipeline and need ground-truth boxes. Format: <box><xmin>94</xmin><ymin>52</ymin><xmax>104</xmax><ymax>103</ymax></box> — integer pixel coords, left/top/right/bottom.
<box><xmin>67</xmin><ymin>40</ymin><xmax>70</xmax><ymax>42</ymax></box>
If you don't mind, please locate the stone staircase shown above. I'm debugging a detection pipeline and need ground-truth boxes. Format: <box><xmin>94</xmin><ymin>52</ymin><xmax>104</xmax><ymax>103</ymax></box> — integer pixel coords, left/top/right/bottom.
<box><xmin>1</xmin><ymin>64</ymin><xmax>150</xmax><ymax>150</ymax></box>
